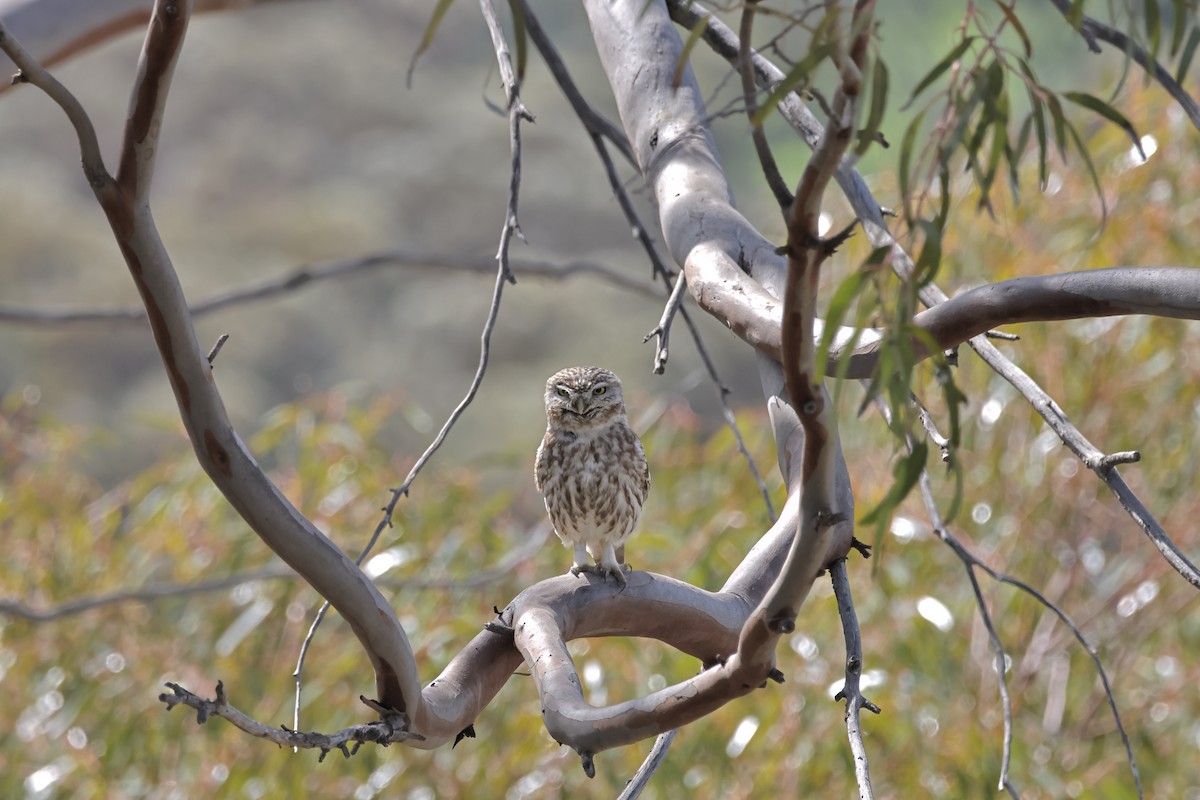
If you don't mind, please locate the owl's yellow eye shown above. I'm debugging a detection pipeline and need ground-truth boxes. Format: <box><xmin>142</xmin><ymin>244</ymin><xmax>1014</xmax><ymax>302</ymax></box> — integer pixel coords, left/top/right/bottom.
<box><xmin>593</xmin><ymin>386</ymin><xmax>607</xmax><ymax>396</ymax></box>
<box><xmin>556</xmin><ymin>388</ymin><xmax>569</xmax><ymax>398</ymax></box>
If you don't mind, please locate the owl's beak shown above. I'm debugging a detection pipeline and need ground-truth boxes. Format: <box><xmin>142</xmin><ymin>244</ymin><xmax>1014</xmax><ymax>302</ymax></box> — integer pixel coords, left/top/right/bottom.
<box><xmin>572</xmin><ymin>395</ymin><xmax>588</xmax><ymax>416</ymax></box>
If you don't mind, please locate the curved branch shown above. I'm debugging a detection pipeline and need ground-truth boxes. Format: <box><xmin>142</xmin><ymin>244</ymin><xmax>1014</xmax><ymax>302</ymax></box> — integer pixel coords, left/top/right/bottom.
<box><xmin>0</xmin><ymin>19</ymin><xmax>109</xmax><ymax>187</ymax></box>
<box><xmin>540</xmin><ymin>0</ymin><xmax>858</xmax><ymax>761</ymax></box>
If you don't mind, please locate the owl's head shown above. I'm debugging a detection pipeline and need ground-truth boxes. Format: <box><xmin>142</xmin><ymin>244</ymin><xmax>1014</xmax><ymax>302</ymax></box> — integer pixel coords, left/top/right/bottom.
<box><xmin>543</xmin><ymin>366</ymin><xmax>627</xmax><ymax>428</ymax></box>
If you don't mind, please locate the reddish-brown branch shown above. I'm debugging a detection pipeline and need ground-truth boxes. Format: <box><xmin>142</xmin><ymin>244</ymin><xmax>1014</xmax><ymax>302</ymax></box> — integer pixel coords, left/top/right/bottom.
<box><xmin>780</xmin><ymin>1</ymin><xmax>871</xmax><ymax>481</ymax></box>
<box><xmin>0</xmin><ymin>0</ymin><xmax>299</xmax><ymax>88</ymax></box>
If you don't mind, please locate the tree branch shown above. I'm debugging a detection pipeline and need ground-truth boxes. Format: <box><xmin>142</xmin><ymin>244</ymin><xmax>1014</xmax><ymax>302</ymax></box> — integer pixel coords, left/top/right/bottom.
<box><xmin>643</xmin><ymin>270</ymin><xmax>689</xmax><ymax>374</ymax></box>
<box><xmin>892</xmin><ymin>398</ymin><xmax>1144</xmax><ymax>798</ymax></box>
<box><xmin>0</xmin><ymin>523</ymin><xmax>546</xmax><ymax>623</ymax></box>
<box><xmin>0</xmin><ymin>19</ymin><xmax>109</xmax><ymax>188</ymax></box>
<box><xmin>830</xmin><ymin>558</ymin><xmax>878</xmax><ymax>800</ymax></box>
<box><xmin>1044</xmin><ymin>0</ymin><xmax>1200</xmax><ymax>132</ymax></box>
<box><xmin>0</xmin><ymin>0</ymin><xmax>300</xmax><ymax>85</ymax></box>
<box><xmin>159</xmin><ymin>681</ymin><xmax>424</xmax><ymax>758</ymax></box>
<box><xmin>0</xmin><ymin>567</ymin><xmax>293</xmax><ymax>621</ymax></box>
<box><xmin>0</xmin><ymin>251</ymin><xmax>659</xmax><ymax>327</ymax></box>
<box><xmin>293</xmin><ymin>0</ymin><xmax>537</xmax><ymax>740</ymax></box>
<box><xmin>618</xmin><ymin>730</ymin><xmax>679</xmax><ymax>799</ymax></box>
<box><xmin>738</xmin><ymin>0</ymin><xmax>793</xmax><ymax>211</ymax></box>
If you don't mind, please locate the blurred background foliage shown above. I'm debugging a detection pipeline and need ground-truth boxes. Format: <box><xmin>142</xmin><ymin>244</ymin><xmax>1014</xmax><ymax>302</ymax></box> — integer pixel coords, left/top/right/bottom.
<box><xmin>2</xmin><ymin>0</ymin><xmax>1200</xmax><ymax>798</ymax></box>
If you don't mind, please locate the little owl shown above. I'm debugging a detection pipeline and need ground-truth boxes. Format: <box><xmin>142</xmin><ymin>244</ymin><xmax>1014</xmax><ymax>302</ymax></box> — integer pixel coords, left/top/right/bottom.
<box><xmin>535</xmin><ymin>366</ymin><xmax>649</xmax><ymax>586</ymax></box>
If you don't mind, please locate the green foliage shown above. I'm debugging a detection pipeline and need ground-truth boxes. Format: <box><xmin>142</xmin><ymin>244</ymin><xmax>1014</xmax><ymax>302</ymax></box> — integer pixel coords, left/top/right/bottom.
<box><xmin>408</xmin><ymin>0</ymin><xmax>458</xmax><ymax>83</ymax></box>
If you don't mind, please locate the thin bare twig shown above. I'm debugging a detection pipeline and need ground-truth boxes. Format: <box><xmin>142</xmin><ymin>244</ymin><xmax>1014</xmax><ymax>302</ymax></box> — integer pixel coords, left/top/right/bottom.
<box><xmin>738</xmin><ymin>0</ymin><xmax>793</xmax><ymax>211</ymax></box>
<box><xmin>643</xmin><ymin>270</ymin><xmax>689</xmax><ymax>374</ymax></box>
<box><xmin>160</xmin><ymin>681</ymin><xmax>423</xmax><ymax>759</ymax></box>
<box><xmin>968</xmin><ymin>336</ymin><xmax>1199</xmax><ymax>588</ymax></box>
<box><xmin>617</xmin><ymin>729</ymin><xmax>679</xmax><ymax>800</ymax></box>
<box><xmin>917</xmin><ymin>467</ymin><xmax>1147</xmax><ymax>797</ymax></box>
<box><xmin>206</xmin><ymin>333</ymin><xmax>230</xmax><ymax>364</ymax></box>
<box><xmin>0</xmin><ymin>525</ymin><xmax>549</xmax><ymax>623</ymax></box>
<box><xmin>0</xmin><ymin>251</ymin><xmax>658</xmax><ymax>327</ymax></box>
<box><xmin>904</xmin><ymin>402</ymin><xmax>1142</xmax><ymax>798</ymax></box>
<box><xmin>829</xmin><ymin>558</ymin><xmax>878</xmax><ymax>800</ymax></box>
<box><xmin>0</xmin><ymin>568</ymin><xmax>292</xmax><ymax>621</ymax></box>
<box><xmin>914</xmin><ymin>395</ymin><xmax>951</xmax><ymax>462</ymax></box>
<box><xmin>871</xmin><ymin>394</ymin><xmax>1017</xmax><ymax>794</ymax></box>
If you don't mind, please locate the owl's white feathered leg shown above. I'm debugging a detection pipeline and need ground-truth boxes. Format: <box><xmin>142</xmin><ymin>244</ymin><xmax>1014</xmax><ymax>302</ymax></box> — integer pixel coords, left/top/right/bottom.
<box><xmin>568</xmin><ymin>544</ymin><xmax>591</xmax><ymax>578</ymax></box>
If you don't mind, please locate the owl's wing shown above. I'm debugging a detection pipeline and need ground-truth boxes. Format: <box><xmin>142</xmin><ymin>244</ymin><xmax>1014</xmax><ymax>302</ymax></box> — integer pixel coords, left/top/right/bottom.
<box><xmin>534</xmin><ymin>437</ymin><xmax>548</xmax><ymax>493</ymax></box>
<box><xmin>639</xmin><ymin>444</ymin><xmax>651</xmax><ymax>497</ymax></box>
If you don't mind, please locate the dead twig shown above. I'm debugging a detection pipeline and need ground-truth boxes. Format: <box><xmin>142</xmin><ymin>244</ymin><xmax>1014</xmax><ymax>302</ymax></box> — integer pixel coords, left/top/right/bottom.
<box><xmin>829</xmin><ymin>558</ymin><xmax>879</xmax><ymax>800</ymax></box>
<box><xmin>160</xmin><ymin>681</ymin><xmax>423</xmax><ymax>759</ymax></box>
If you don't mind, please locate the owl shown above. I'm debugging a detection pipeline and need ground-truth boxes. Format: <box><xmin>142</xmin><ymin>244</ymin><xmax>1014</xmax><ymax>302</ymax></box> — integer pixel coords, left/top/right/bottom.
<box><xmin>534</xmin><ymin>366</ymin><xmax>650</xmax><ymax>586</ymax></box>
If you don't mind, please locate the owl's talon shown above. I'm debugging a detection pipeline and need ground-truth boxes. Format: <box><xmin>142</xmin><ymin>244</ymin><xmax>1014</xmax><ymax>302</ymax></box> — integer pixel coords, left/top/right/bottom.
<box><xmin>600</xmin><ymin>564</ymin><xmax>628</xmax><ymax>588</ymax></box>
